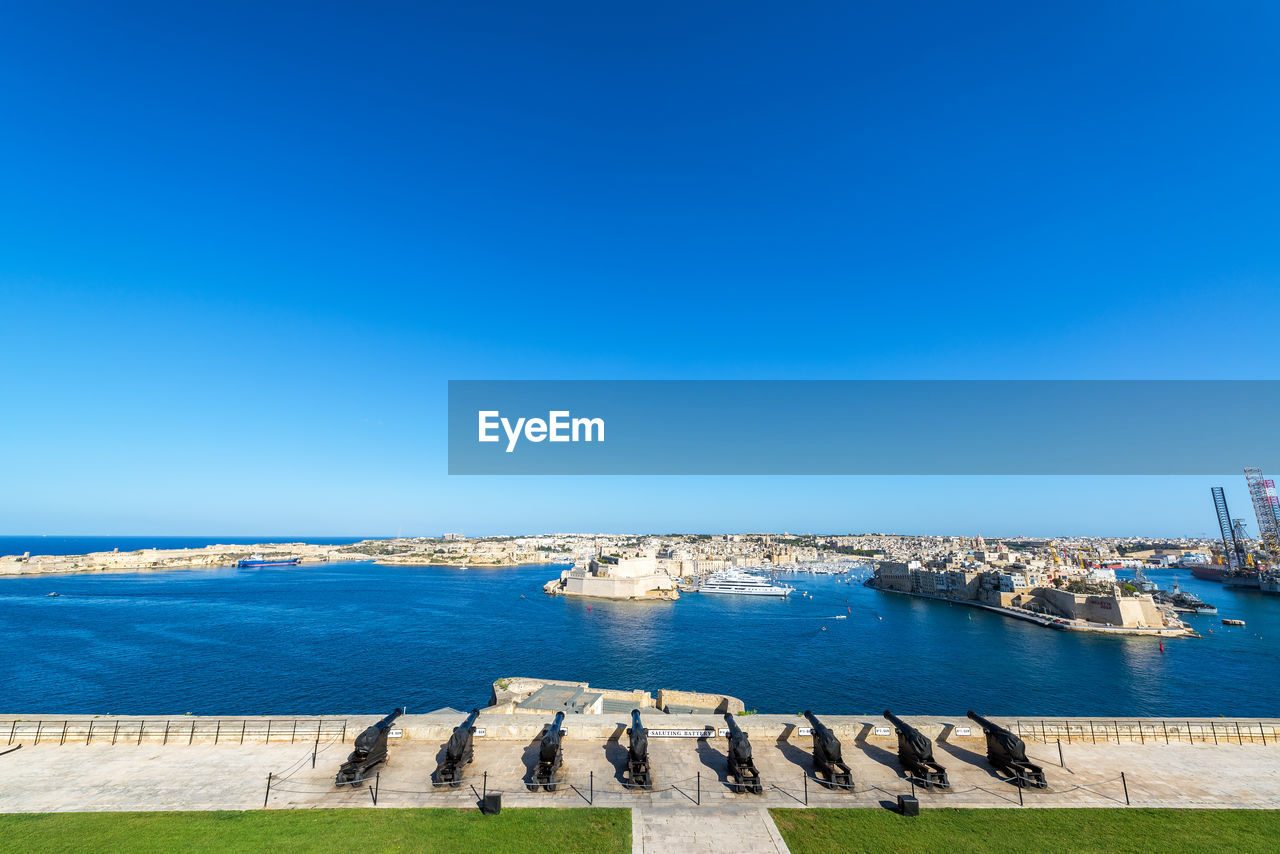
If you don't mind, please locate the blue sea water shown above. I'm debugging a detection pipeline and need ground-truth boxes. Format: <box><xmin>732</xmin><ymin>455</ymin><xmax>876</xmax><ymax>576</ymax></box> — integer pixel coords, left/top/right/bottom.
<box><xmin>1</xmin><ymin>561</ymin><xmax>1276</xmax><ymax>717</ymax></box>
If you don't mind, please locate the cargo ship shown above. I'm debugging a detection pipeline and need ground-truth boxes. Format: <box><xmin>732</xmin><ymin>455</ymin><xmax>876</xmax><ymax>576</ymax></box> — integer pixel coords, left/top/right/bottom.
<box><xmin>1225</xmin><ymin>571</ymin><xmax>1261</xmax><ymax>590</ymax></box>
<box><xmin>236</xmin><ymin>554</ymin><xmax>301</xmax><ymax>568</ymax></box>
<box><xmin>1190</xmin><ymin>564</ymin><xmax>1228</xmax><ymax>582</ymax></box>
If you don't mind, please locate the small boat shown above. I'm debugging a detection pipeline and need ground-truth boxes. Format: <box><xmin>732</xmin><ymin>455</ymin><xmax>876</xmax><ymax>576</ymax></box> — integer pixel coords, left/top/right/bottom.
<box><xmin>1222</xmin><ymin>618</ymin><xmax>1246</xmax><ymax>626</ymax></box>
<box><xmin>46</xmin><ymin>592</ymin><xmax>60</xmax><ymax>597</ymax></box>
<box><xmin>237</xmin><ymin>554</ymin><xmax>301</xmax><ymax>568</ymax></box>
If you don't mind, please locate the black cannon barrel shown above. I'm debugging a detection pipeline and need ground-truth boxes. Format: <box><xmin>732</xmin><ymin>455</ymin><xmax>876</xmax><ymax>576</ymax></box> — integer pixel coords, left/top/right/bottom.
<box><xmin>723</xmin><ymin>713</ymin><xmax>743</xmax><ymax>734</ymax></box>
<box><xmin>542</xmin><ymin>711</ymin><xmax>565</xmax><ymax>745</ymax></box>
<box><xmin>460</xmin><ymin>708</ymin><xmax>480</xmax><ymax>730</ymax></box>
<box><xmin>353</xmin><ymin>708</ymin><xmax>404</xmax><ymax>753</ymax></box>
<box><xmin>631</xmin><ymin>709</ymin><xmax>645</xmax><ymax>731</ymax></box>
<box><xmin>376</xmin><ymin>708</ymin><xmax>405</xmax><ymax>730</ymax></box>
<box><xmin>884</xmin><ymin>710</ymin><xmax>915</xmax><ymax>732</ymax></box>
<box><xmin>967</xmin><ymin>710</ymin><xmax>1007</xmax><ymax>734</ymax></box>
<box><xmin>803</xmin><ymin>710</ymin><xmax>825</xmax><ymax>731</ymax></box>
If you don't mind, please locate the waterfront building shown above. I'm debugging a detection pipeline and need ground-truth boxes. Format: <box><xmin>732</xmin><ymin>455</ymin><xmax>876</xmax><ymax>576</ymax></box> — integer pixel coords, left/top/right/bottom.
<box><xmin>545</xmin><ymin>553</ymin><xmax>679</xmax><ymax>600</ymax></box>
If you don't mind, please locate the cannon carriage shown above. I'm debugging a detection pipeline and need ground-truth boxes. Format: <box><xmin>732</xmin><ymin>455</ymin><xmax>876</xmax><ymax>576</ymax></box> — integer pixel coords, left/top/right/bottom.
<box><xmin>883</xmin><ymin>711</ymin><xmax>950</xmax><ymax>788</ymax></box>
<box><xmin>626</xmin><ymin>709</ymin><xmax>652</xmax><ymax>789</ymax></box>
<box><xmin>723</xmin><ymin>714</ymin><xmax>763</xmax><ymax>794</ymax></box>
<box><xmin>434</xmin><ymin>708</ymin><xmax>480</xmax><ymax>787</ymax></box>
<box><xmin>528</xmin><ymin>712</ymin><xmax>566</xmax><ymax>792</ymax></box>
<box><xmin>335</xmin><ymin>708</ymin><xmax>403</xmax><ymax>787</ymax></box>
<box><xmin>803</xmin><ymin>711</ymin><xmax>853</xmax><ymax>789</ymax></box>
<box><xmin>967</xmin><ymin>711</ymin><xmax>1047</xmax><ymax>788</ymax></box>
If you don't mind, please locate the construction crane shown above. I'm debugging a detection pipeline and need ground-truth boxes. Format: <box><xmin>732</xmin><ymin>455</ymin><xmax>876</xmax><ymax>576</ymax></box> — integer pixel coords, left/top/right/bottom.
<box><xmin>1243</xmin><ymin>467</ymin><xmax>1280</xmax><ymax>559</ymax></box>
<box><xmin>1211</xmin><ymin>487</ymin><xmax>1242</xmax><ymax>571</ymax></box>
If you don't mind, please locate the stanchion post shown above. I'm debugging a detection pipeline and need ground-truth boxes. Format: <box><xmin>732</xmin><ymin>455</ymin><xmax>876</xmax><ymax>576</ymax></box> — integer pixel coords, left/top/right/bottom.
<box><xmin>483</xmin><ymin>771</ymin><xmax>487</xmax><ymax>800</ymax></box>
<box><xmin>590</xmin><ymin>771</ymin><xmax>594</xmax><ymax>805</ymax></box>
<box><xmin>1017</xmin><ymin>780</ymin><xmax>1023</xmax><ymax>807</ymax></box>
<box><xmin>696</xmin><ymin>771</ymin><xmax>700</xmax><ymax>806</ymax></box>
<box><xmin>803</xmin><ymin>772</ymin><xmax>808</xmax><ymax>806</ymax></box>
<box><xmin>1121</xmin><ymin>771</ymin><xmax>1129</xmax><ymax>806</ymax></box>
<box><xmin>1057</xmin><ymin>739</ymin><xmax>1065</xmax><ymax>769</ymax></box>
<box><xmin>264</xmin><ymin>773</ymin><xmax>272</xmax><ymax>808</ymax></box>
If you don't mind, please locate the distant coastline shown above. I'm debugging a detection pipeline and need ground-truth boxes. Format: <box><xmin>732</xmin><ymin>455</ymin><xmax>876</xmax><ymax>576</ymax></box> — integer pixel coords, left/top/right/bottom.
<box><xmin>0</xmin><ymin>537</ymin><xmax>564</xmax><ymax>578</ymax></box>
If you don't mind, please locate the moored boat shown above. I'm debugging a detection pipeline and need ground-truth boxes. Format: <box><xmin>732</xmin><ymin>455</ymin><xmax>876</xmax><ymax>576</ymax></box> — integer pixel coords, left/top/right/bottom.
<box><xmin>1190</xmin><ymin>564</ymin><xmax>1228</xmax><ymax>582</ymax></box>
<box><xmin>237</xmin><ymin>554</ymin><xmax>301</xmax><ymax>568</ymax></box>
<box><xmin>698</xmin><ymin>569</ymin><xmax>793</xmax><ymax>597</ymax></box>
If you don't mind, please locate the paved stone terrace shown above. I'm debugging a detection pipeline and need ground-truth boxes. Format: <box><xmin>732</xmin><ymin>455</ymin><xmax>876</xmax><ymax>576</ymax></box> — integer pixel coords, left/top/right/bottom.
<box><xmin>2</xmin><ymin>714</ymin><xmax>1278</xmax><ymax>814</ymax></box>
<box><xmin>5</xmin><ymin>713</ymin><xmax>1278</xmax><ymax>854</ymax></box>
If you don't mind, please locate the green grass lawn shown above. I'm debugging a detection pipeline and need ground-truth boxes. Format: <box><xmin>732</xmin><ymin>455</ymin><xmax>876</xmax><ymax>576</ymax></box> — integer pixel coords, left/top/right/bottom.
<box><xmin>771</xmin><ymin>807</ymin><xmax>1280</xmax><ymax>854</ymax></box>
<box><xmin>0</xmin><ymin>808</ymin><xmax>630</xmax><ymax>854</ymax></box>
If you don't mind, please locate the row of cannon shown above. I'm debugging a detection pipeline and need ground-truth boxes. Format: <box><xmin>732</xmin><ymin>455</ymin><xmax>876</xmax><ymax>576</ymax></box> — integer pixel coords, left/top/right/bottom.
<box><xmin>333</xmin><ymin>708</ymin><xmax>1047</xmax><ymax>793</ymax></box>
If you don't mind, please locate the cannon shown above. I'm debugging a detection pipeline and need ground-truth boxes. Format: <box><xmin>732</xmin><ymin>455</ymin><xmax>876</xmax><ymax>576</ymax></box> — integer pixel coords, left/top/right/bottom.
<box><xmin>803</xmin><ymin>711</ymin><xmax>853</xmax><ymax>789</ymax></box>
<box><xmin>335</xmin><ymin>708</ymin><xmax>403</xmax><ymax>786</ymax></box>
<box><xmin>626</xmin><ymin>709</ymin><xmax>652</xmax><ymax>789</ymax></box>
<box><xmin>529</xmin><ymin>712</ymin><xmax>565</xmax><ymax>792</ymax></box>
<box><xmin>883</xmin><ymin>711</ymin><xmax>949</xmax><ymax>788</ymax></box>
<box><xmin>723</xmin><ymin>714</ymin><xmax>763</xmax><ymax>794</ymax></box>
<box><xmin>967</xmin><ymin>711</ymin><xmax>1047</xmax><ymax>788</ymax></box>
<box><xmin>435</xmin><ymin>708</ymin><xmax>480</xmax><ymax>787</ymax></box>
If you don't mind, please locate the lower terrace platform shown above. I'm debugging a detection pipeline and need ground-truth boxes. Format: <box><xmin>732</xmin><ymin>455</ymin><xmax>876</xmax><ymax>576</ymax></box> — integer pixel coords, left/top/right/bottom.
<box><xmin>1</xmin><ymin>713</ymin><xmax>1277</xmax><ymax>813</ymax></box>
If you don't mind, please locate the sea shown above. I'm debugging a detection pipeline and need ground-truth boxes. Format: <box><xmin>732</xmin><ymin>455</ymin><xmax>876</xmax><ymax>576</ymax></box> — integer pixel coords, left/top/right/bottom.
<box><xmin>1</xmin><ymin>552</ymin><xmax>1276</xmax><ymax>717</ymax></box>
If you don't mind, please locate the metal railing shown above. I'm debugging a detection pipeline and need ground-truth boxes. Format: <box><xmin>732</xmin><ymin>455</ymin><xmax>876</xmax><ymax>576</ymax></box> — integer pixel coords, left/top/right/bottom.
<box><xmin>3</xmin><ymin>718</ymin><xmax>349</xmax><ymax>746</ymax></box>
<box><xmin>1010</xmin><ymin>718</ymin><xmax>1276</xmax><ymax>745</ymax></box>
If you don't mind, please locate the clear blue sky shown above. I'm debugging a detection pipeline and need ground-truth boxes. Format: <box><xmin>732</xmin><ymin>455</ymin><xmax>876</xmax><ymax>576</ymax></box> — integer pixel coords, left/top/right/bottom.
<box><xmin>2</xmin><ymin>2</ymin><xmax>1278</xmax><ymax>536</ymax></box>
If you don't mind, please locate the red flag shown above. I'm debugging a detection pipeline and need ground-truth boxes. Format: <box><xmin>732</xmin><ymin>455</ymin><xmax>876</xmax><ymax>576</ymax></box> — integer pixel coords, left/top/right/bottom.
<box><xmin>1159</xmin><ymin>642</ymin><xmax>1164</xmax><ymax>653</ymax></box>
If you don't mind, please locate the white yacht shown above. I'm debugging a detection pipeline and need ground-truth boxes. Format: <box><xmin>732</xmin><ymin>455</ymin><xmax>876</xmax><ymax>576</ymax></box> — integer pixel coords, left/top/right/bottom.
<box><xmin>698</xmin><ymin>569</ymin><xmax>793</xmax><ymax>597</ymax></box>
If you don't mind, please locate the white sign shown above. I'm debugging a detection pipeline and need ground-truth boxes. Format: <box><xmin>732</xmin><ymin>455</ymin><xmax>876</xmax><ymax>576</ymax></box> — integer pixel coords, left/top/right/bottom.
<box><xmin>874</xmin><ymin>726</ymin><xmax>892</xmax><ymax>736</ymax></box>
<box><xmin>796</xmin><ymin>727</ymin><xmax>813</xmax><ymax>736</ymax></box>
<box><xmin>649</xmin><ymin>728</ymin><xmax>717</xmax><ymax>738</ymax></box>
<box><xmin>955</xmin><ymin>726</ymin><xmax>972</xmax><ymax>736</ymax></box>
<box><xmin>718</xmin><ymin>728</ymin><xmax>730</xmax><ymax>737</ymax></box>
<box><xmin>475</xmin><ymin>727</ymin><xmax>486</xmax><ymax>737</ymax></box>
<box><xmin>388</xmin><ymin>729</ymin><xmax>403</xmax><ymax>738</ymax></box>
